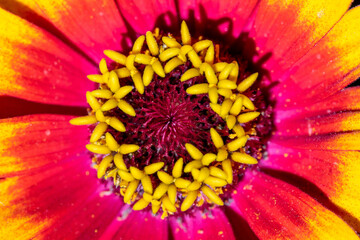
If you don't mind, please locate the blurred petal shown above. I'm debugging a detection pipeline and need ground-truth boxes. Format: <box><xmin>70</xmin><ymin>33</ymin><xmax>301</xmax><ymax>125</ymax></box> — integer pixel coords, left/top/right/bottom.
<box><xmin>250</xmin><ymin>0</ymin><xmax>351</xmax><ymax>79</ymax></box>
<box><xmin>0</xmin><ymin>114</ymin><xmax>88</xmax><ymax>177</ymax></box>
<box><xmin>232</xmin><ymin>171</ymin><xmax>358</xmax><ymax>240</ymax></box>
<box><xmin>263</xmin><ymin>144</ymin><xmax>360</xmax><ymax>226</ymax></box>
<box><xmin>169</xmin><ymin>208</ymin><xmax>235</xmax><ymax>240</ymax></box>
<box><xmin>0</xmin><ymin>8</ymin><xmax>95</xmax><ymax>106</ymax></box>
<box><xmin>274</xmin><ymin>6</ymin><xmax>360</xmax><ymax>107</ymax></box>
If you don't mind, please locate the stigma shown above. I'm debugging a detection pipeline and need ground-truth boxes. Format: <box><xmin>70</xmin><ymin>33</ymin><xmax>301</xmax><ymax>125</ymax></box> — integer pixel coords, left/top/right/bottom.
<box><xmin>70</xmin><ymin>21</ymin><xmax>263</xmax><ymax>219</ymax></box>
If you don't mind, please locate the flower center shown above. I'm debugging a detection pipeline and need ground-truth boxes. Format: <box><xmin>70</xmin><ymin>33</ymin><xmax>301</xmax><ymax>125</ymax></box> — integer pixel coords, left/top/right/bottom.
<box><xmin>70</xmin><ymin>21</ymin><xmax>271</xmax><ymax>219</ymax></box>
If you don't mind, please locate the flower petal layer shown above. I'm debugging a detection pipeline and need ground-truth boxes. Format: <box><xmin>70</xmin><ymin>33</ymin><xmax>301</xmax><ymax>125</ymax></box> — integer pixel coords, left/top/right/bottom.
<box><xmin>0</xmin><ymin>8</ymin><xmax>94</xmax><ymax>106</ymax></box>
<box><xmin>169</xmin><ymin>208</ymin><xmax>235</xmax><ymax>240</ymax></box>
<box><xmin>0</xmin><ymin>114</ymin><xmax>88</xmax><ymax>177</ymax></box>
<box><xmin>7</xmin><ymin>0</ymin><xmax>127</xmax><ymax>62</ymax></box>
<box><xmin>232</xmin><ymin>171</ymin><xmax>359</xmax><ymax>240</ymax></box>
<box><xmin>250</xmin><ymin>0</ymin><xmax>351</xmax><ymax>79</ymax></box>
<box><xmin>262</xmin><ymin>144</ymin><xmax>360</xmax><ymax>227</ymax></box>
<box><xmin>274</xmin><ymin>6</ymin><xmax>360</xmax><ymax>107</ymax></box>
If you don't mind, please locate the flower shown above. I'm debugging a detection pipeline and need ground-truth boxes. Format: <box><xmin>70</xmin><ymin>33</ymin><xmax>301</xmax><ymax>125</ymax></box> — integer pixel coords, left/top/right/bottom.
<box><xmin>1</xmin><ymin>0</ymin><xmax>360</xmax><ymax>239</ymax></box>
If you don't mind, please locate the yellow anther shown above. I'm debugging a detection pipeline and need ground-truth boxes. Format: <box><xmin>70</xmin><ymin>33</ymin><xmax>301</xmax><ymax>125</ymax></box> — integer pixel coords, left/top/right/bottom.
<box><xmin>118</xmin><ymin>170</ymin><xmax>134</xmax><ymax>182</ymax></box>
<box><xmin>218</xmin><ymin>80</ymin><xmax>237</xmax><ymax>90</ymax></box>
<box><xmin>153</xmin><ymin>183</ymin><xmax>169</xmax><ymax>199</ymax></box>
<box><xmin>143</xmin><ymin>65</ymin><xmax>154</xmax><ymax>86</ymax></box>
<box><xmin>118</xmin><ymin>144</ymin><xmax>140</xmax><ymax>154</ymax></box>
<box><xmin>210</xmin><ymin>128</ymin><xmax>224</xmax><ymax>149</ymax></box>
<box><xmin>175</xmin><ymin>178</ymin><xmax>191</xmax><ymax>189</ymax></box>
<box><xmin>202</xmin><ymin>152</ymin><xmax>217</xmax><ymax>166</ymax></box>
<box><xmin>219</xmin><ymin>63</ymin><xmax>234</xmax><ymax>80</ymax></box>
<box><xmin>167</xmin><ymin>184</ymin><xmax>177</xmax><ymax>205</ymax></box>
<box><xmin>159</xmin><ymin>48</ymin><xmax>181</xmax><ymax>62</ymax></box>
<box><xmin>191</xmin><ymin>169</ymin><xmax>200</xmax><ymax>180</ymax></box>
<box><xmin>187</xmin><ymin>50</ymin><xmax>202</xmax><ymax>68</ymax></box>
<box><xmin>95</xmin><ymin>109</ymin><xmax>106</xmax><ymax>122</ymax></box>
<box><xmin>141</xmin><ymin>175</ymin><xmax>153</xmax><ymax>194</ymax></box>
<box><xmin>151</xmin><ymin>59</ymin><xmax>165</xmax><ymax>78</ymax></box>
<box><xmin>241</xmin><ymin>95</ymin><xmax>255</xmax><ymax>110</ymax></box>
<box><xmin>129</xmin><ymin>166</ymin><xmax>144</xmax><ymax>180</ymax></box>
<box><xmin>181</xmin><ymin>21</ymin><xmax>191</xmax><ymax>45</ymax></box>
<box><xmin>104</xmin><ymin>50</ymin><xmax>127</xmax><ymax>65</ymax></box>
<box><xmin>184</xmin><ymin>160</ymin><xmax>202</xmax><ymax>173</ymax></box>
<box><xmin>208</xmin><ymin>87</ymin><xmax>219</xmax><ymax>104</ymax></box>
<box><xmin>180</xmin><ymin>45</ymin><xmax>193</xmax><ymax>55</ymax></box>
<box><xmin>186</xmin><ymin>83</ymin><xmax>209</xmax><ymax>95</ymax></box>
<box><xmin>210</xmin><ymin>103</ymin><xmax>221</xmax><ymax>115</ymax></box>
<box><xmin>229</xmin><ymin>97</ymin><xmax>243</xmax><ymax>115</ymax></box>
<box><xmin>227</xmin><ymin>135</ymin><xmax>248</xmax><ymax>152</ymax></box>
<box><xmin>220</xmin><ymin>99</ymin><xmax>234</xmax><ymax>117</ymax></box>
<box><xmin>180</xmin><ymin>68</ymin><xmax>200</xmax><ymax>82</ymax></box>
<box><xmin>164</xmin><ymin>57</ymin><xmax>184</xmax><ymax>73</ymax></box>
<box><xmin>204</xmin><ymin>63</ymin><xmax>218</xmax><ymax>84</ymax></box>
<box><xmin>233</xmin><ymin>125</ymin><xmax>245</xmax><ymax>137</ymax></box>
<box><xmin>209</xmin><ymin>166</ymin><xmax>227</xmax><ymax>180</ymax></box>
<box><xmin>192</xmin><ymin>40</ymin><xmax>212</xmax><ymax>52</ymax></box>
<box><xmin>177</xmin><ymin>52</ymin><xmax>187</xmax><ymax>62</ymax></box>
<box><xmin>146</xmin><ymin>31</ymin><xmax>159</xmax><ymax>56</ymax></box>
<box><xmin>125</xmin><ymin>54</ymin><xmax>136</xmax><ymax>71</ymax></box>
<box><xmin>86</xmin><ymin>92</ymin><xmax>101</xmax><ymax>111</ymax></box>
<box><xmin>218</xmin><ymin>88</ymin><xmax>233</xmax><ymax>98</ymax></box>
<box><xmin>124</xmin><ymin>180</ymin><xmax>140</xmax><ymax>203</ymax></box>
<box><xmin>197</xmin><ymin>167</ymin><xmax>210</xmax><ymax>182</ymax></box>
<box><xmin>132</xmin><ymin>35</ymin><xmax>145</xmax><ymax>54</ymax></box>
<box><xmin>101</xmin><ymin>98</ymin><xmax>118</xmax><ymax>112</ymax></box>
<box><xmin>131</xmin><ymin>70</ymin><xmax>144</xmax><ymax>94</ymax></box>
<box><xmin>114</xmin><ymin>153</ymin><xmax>127</xmax><ymax>171</ymax></box>
<box><xmin>107</xmin><ymin>117</ymin><xmax>126</xmax><ymax>132</ymax></box>
<box><xmin>105</xmin><ymin>132</ymin><xmax>120</xmax><ymax>151</ymax></box>
<box><xmin>181</xmin><ymin>190</ymin><xmax>198</xmax><ymax>212</ymax></box>
<box><xmin>231</xmin><ymin>152</ymin><xmax>258</xmax><ymax>164</ymax></box>
<box><xmin>237</xmin><ymin>72</ymin><xmax>259</xmax><ymax>92</ymax></box>
<box><xmin>118</xmin><ymin>100</ymin><xmax>136</xmax><ymax>117</ymax></box>
<box><xmin>143</xmin><ymin>192</ymin><xmax>153</xmax><ymax>202</ymax></box>
<box><xmin>108</xmin><ymin>71</ymin><xmax>121</xmax><ymax>93</ymax></box>
<box><xmin>86</xmin><ymin>144</ymin><xmax>111</xmax><ymax>154</ymax></box>
<box><xmin>172</xmin><ymin>158</ymin><xmax>184</xmax><ymax>178</ymax></box>
<box><xmin>162</xmin><ymin>36</ymin><xmax>181</xmax><ymax>48</ymax></box>
<box><xmin>185</xmin><ymin>143</ymin><xmax>203</xmax><ymax>160</ymax></box>
<box><xmin>213</xmin><ymin>62</ymin><xmax>227</xmax><ymax>72</ymax></box>
<box><xmin>226</xmin><ymin>115</ymin><xmax>236</xmax><ymax>130</ymax></box>
<box><xmin>106</xmin><ymin>168</ymin><xmax>117</xmax><ymax>180</ymax></box>
<box><xmin>114</xmin><ymin>67</ymin><xmax>131</xmax><ymax>78</ymax></box>
<box><xmin>222</xmin><ymin>159</ymin><xmax>233</xmax><ymax>184</ymax></box>
<box><xmin>133</xmin><ymin>198</ymin><xmax>150</xmax><ymax>211</ymax></box>
<box><xmin>201</xmin><ymin>186</ymin><xmax>224</xmax><ymax>206</ymax></box>
<box><xmin>237</xmin><ymin>112</ymin><xmax>260</xmax><ymax>123</ymax></box>
<box><xmin>90</xmin><ymin>122</ymin><xmax>108</xmax><ymax>142</ymax></box>
<box><xmin>204</xmin><ymin>176</ymin><xmax>227</xmax><ymax>187</ymax></box>
<box><xmin>152</xmin><ymin>202</ymin><xmax>161</xmax><ymax>214</ymax></box>
<box><xmin>91</xmin><ymin>89</ymin><xmax>113</xmax><ymax>99</ymax></box>
<box><xmin>70</xmin><ymin>115</ymin><xmax>97</xmax><ymax>125</ymax></box>
<box><xmin>162</xmin><ymin>195</ymin><xmax>177</xmax><ymax>212</ymax></box>
<box><xmin>97</xmin><ymin>155</ymin><xmax>113</xmax><ymax>179</ymax></box>
<box><xmin>204</xmin><ymin>43</ymin><xmax>214</xmax><ymax>64</ymax></box>
<box><xmin>99</xmin><ymin>58</ymin><xmax>108</xmax><ymax>74</ymax></box>
<box><xmin>157</xmin><ymin>171</ymin><xmax>174</xmax><ymax>185</ymax></box>
<box><xmin>144</xmin><ymin>162</ymin><xmax>165</xmax><ymax>175</ymax></box>
<box><xmin>187</xmin><ymin>181</ymin><xmax>202</xmax><ymax>191</ymax></box>
<box><xmin>102</xmin><ymin>72</ymin><xmax>110</xmax><ymax>83</ymax></box>
<box><xmin>217</xmin><ymin>148</ymin><xmax>228</xmax><ymax>162</ymax></box>
<box><xmin>87</xmin><ymin>74</ymin><xmax>104</xmax><ymax>83</ymax></box>
<box><xmin>229</xmin><ymin>61</ymin><xmax>239</xmax><ymax>81</ymax></box>
<box><xmin>134</xmin><ymin>54</ymin><xmax>152</xmax><ymax>65</ymax></box>
<box><xmin>114</xmin><ymin>86</ymin><xmax>133</xmax><ymax>99</ymax></box>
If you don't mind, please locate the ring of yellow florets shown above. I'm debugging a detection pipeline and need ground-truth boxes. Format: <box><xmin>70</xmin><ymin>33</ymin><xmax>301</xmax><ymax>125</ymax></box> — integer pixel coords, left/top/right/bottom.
<box><xmin>70</xmin><ymin>21</ymin><xmax>260</xmax><ymax>219</ymax></box>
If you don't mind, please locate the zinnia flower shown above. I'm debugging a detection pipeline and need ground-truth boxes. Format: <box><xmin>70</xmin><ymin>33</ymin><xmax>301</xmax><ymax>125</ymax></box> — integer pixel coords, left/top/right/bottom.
<box><xmin>1</xmin><ymin>0</ymin><xmax>360</xmax><ymax>239</ymax></box>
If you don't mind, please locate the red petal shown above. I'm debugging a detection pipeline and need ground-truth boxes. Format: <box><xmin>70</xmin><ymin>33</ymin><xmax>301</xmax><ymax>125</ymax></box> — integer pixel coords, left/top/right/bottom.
<box><xmin>262</xmin><ymin>144</ymin><xmax>360</xmax><ymax>227</ymax></box>
<box><xmin>100</xmin><ymin>210</ymin><xmax>168</xmax><ymax>240</ymax></box>
<box><xmin>249</xmin><ymin>0</ymin><xmax>351</xmax><ymax>80</ymax></box>
<box><xmin>170</xmin><ymin>208</ymin><xmax>235</xmax><ymax>240</ymax></box>
<box><xmin>0</xmin><ymin>9</ymin><xmax>95</xmax><ymax>106</ymax></box>
<box><xmin>8</xmin><ymin>0</ymin><xmax>127</xmax><ymax>62</ymax></box>
<box><xmin>232</xmin><ymin>171</ymin><xmax>358</xmax><ymax>240</ymax></box>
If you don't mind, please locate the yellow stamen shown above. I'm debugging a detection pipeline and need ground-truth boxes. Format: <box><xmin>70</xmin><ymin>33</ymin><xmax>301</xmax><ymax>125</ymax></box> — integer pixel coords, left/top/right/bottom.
<box><xmin>184</xmin><ymin>160</ymin><xmax>202</xmax><ymax>173</ymax></box>
<box><xmin>132</xmin><ymin>35</ymin><xmax>145</xmax><ymax>54</ymax></box>
<box><xmin>180</xmin><ymin>45</ymin><xmax>193</xmax><ymax>55</ymax></box>
<box><xmin>231</xmin><ymin>152</ymin><xmax>258</xmax><ymax>164</ymax></box>
<box><xmin>90</xmin><ymin>122</ymin><xmax>108</xmax><ymax>142</ymax></box>
<box><xmin>101</xmin><ymin>98</ymin><xmax>118</xmax><ymax>112</ymax></box>
<box><xmin>203</xmin><ymin>63</ymin><xmax>218</xmax><ymax>84</ymax></box>
<box><xmin>201</xmin><ymin>186</ymin><xmax>224</xmax><ymax>206</ymax></box>
<box><xmin>187</xmin><ymin>181</ymin><xmax>202</xmax><ymax>191</ymax></box>
<box><xmin>210</xmin><ymin>103</ymin><xmax>221</xmax><ymax>115</ymax></box>
<box><xmin>146</xmin><ymin>31</ymin><xmax>159</xmax><ymax>56</ymax></box>
<box><xmin>130</xmin><ymin>166</ymin><xmax>145</xmax><ymax>180</ymax></box>
<box><xmin>201</xmin><ymin>153</ymin><xmax>217</xmax><ymax>166</ymax></box>
<box><xmin>204</xmin><ymin>176</ymin><xmax>227</xmax><ymax>187</ymax></box>
<box><xmin>218</xmin><ymin>63</ymin><xmax>234</xmax><ymax>80</ymax></box>
<box><xmin>222</xmin><ymin>159</ymin><xmax>233</xmax><ymax>184</ymax></box>
<box><xmin>69</xmin><ymin>115</ymin><xmax>97</xmax><ymax>125</ymax></box>
<box><xmin>220</xmin><ymin>99</ymin><xmax>233</xmax><ymax>118</ymax></box>
<box><xmin>229</xmin><ymin>97</ymin><xmax>243</xmax><ymax>115</ymax></box>
<box><xmin>226</xmin><ymin>115</ymin><xmax>236</xmax><ymax>130</ymax></box>
<box><xmin>186</xmin><ymin>83</ymin><xmax>209</xmax><ymax>95</ymax></box>
<box><xmin>192</xmin><ymin>40</ymin><xmax>212</xmax><ymax>52</ymax></box>
<box><xmin>164</xmin><ymin>57</ymin><xmax>184</xmax><ymax>73</ymax></box>
<box><xmin>118</xmin><ymin>170</ymin><xmax>134</xmax><ymax>182</ymax></box>
<box><xmin>233</xmin><ymin>125</ymin><xmax>245</xmax><ymax>137</ymax></box>
<box><xmin>104</xmin><ymin>50</ymin><xmax>127</xmax><ymax>65</ymax></box>
<box><xmin>118</xmin><ymin>144</ymin><xmax>140</xmax><ymax>154</ymax></box>
<box><xmin>162</xmin><ymin>36</ymin><xmax>181</xmax><ymax>48</ymax></box>
<box><xmin>208</xmin><ymin>87</ymin><xmax>219</xmax><ymax>104</ymax></box>
<box><xmin>114</xmin><ymin>153</ymin><xmax>127</xmax><ymax>171</ymax></box>
<box><xmin>114</xmin><ymin>68</ymin><xmax>131</xmax><ymax>78</ymax></box>
<box><xmin>153</xmin><ymin>183</ymin><xmax>169</xmax><ymax>199</ymax></box>
<box><xmin>125</xmin><ymin>54</ymin><xmax>136</xmax><ymax>71</ymax></box>
<box><xmin>99</xmin><ymin>58</ymin><xmax>108</xmax><ymax>74</ymax></box>
<box><xmin>91</xmin><ymin>89</ymin><xmax>113</xmax><ymax>99</ymax></box>
<box><xmin>204</xmin><ymin>43</ymin><xmax>215</xmax><ymax>64</ymax></box>
<box><xmin>134</xmin><ymin>54</ymin><xmax>152</xmax><ymax>65</ymax></box>
<box><xmin>86</xmin><ymin>144</ymin><xmax>111</xmax><ymax>154</ymax></box>
<box><xmin>213</xmin><ymin>62</ymin><xmax>227</xmax><ymax>72</ymax></box>
<box><xmin>162</xmin><ymin>195</ymin><xmax>177</xmax><ymax>212</ymax></box>
<box><xmin>86</xmin><ymin>92</ymin><xmax>101</xmax><ymax>111</ymax></box>
<box><xmin>141</xmin><ymin>175</ymin><xmax>153</xmax><ymax>194</ymax></box>
<box><xmin>114</xmin><ymin>86</ymin><xmax>133</xmax><ymax>99</ymax></box>
<box><xmin>87</xmin><ymin>74</ymin><xmax>104</xmax><ymax>83</ymax></box>
<box><xmin>167</xmin><ymin>184</ymin><xmax>177</xmax><ymax>205</ymax></box>
<box><xmin>95</xmin><ymin>109</ymin><xmax>106</xmax><ymax>122</ymax></box>
<box><xmin>124</xmin><ymin>180</ymin><xmax>140</xmax><ymax>203</ymax></box>
<box><xmin>185</xmin><ymin>143</ymin><xmax>203</xmax><ymax>160</ymax></box>
<box><xmin>118</xmin><ymin>100</ymin><xmax>136</xmax><ymax>117</ymax></box>
<box><xmin>159</xmin><ymin>47</ymin><xmax>181</xmax><ymax>62</ymax></box>
<box><xmin>152</xmin><ymin>201</ymin><xmax>161</xmax><ymax>214</ymax></box>
<box><xmin>144</xmin><ymin>162</ymin><xmax>165</xmax><ymax>175</ymax></box>
<box><xmin>237</xmin><ymin>112</ymin><xmax>260</xmax><ymax>123</ymax></box>
<box><xmin>131</xmin><ymin>70</ymin><xmax>145</xmax><ymax>94</ymax></box>
<box><xmin>157</xmin><ymin>171</ymin><xmax>174</xmax><ymax>185</ymax></box>
<box><xmin>175</xmin><ymin>178</ymin><xmax>191</xmax><ymax>189</ymax></box>
<box><xmin>133</xmin><ymin>198</ymin><xmax>150</xmax><ymax>210</ymax></box>
<box><xmin>237</xmin><ymin>72</ymin><xmax>258</xmax><ymax>92</ymax></box>
<box><xmin>172</xmin><ymin>158</ymin><xmax>184</xmax><ymax>178</ymax></box>
<box><xmin>187</xmin><ymin>50</ymin><xmax>202</xmax><ymax>68</ymax></box>
<box><xmin>197</xmin><ymin>167</ymin><xmax>210</xmax><ymax>182</ymax></box>
<box><xmin>241</xmin><ymin>95</ymin><xmax>255</xmax><ymax>110</ymax></box>
<box><xmin>143</xmin><ymin>192</ymin><xmax>153</xmax><ymax>202</ymax></box>
<box><xmin>97</xmin><ymin>155</ymin><xmax>113</xmax><ymax>179</ymax></box>
<box><xmin>191</xmin><ymin>168</ymin><xmax>200</xmax><ymax>180</ymax></box>
<box><xmin>180</xmin><ymin>68</ymin><xmax>200</xmax><ymax>82</ymax></box>
<box><xmin>181</xmin><ymin>190</ymin><xmax>198</xmax><ymax>211</ymax></box>
<box><xmin>227</xmin><ymin>135</ymin><xmax>248</xmax><ymax>152</ymax></box>
<box><xmin>217</xmin><ymin>88</ymin><xmax>233</xmax><ymax>98</ymax></box>
<box><xmin>181</xmin><ymin>21</ymin><xmax>191</xmax><ymax>45</ymax></box>
<box><xmin>151</xmin><ymin>59</ymin><xmax>165</xmax><ymax>77</ymax></box>
<box><xmin>143</xmin><ymin>65</ymin><xmax>154</xmax><ymax>86</ymax></box>
<box><xmin>229</xmin><ymin>61</ymin><xmax>239</xmax><ymax>81</ymax></box>
<box><xmin>209</xmin><ymin>166</ymin><xmax>227</xmax><ymax>180</ymax></box>
<box><xmin>216</xmin><ymin>148</ymin><xmax>228</xmax><ymax>162</ymax></box>
<box><xmin>105</xmin><ymin>132</ymin><xmax>120</xmax><ymax>151</ymax></box>
<box><xmin>218</xmin><ymin>80</ymin><xmax>237</xmax><ymax>90</ymax></box>
<box><xmin>107</xmin><ymin>117</ymin><xmax>126</xmax><ymax>132</ymax></box>
<box><xmin>210</xmin><ymin>128</ymin><xmax>224</xmax><ymax>148</ymax></box>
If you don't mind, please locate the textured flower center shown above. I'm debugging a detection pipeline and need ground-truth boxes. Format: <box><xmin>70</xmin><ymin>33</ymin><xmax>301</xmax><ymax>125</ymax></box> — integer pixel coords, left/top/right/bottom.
<box><xmin>70</xmin><ymin>21</ymin><xmax>271</xmax><ymax>218</ymax></box>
